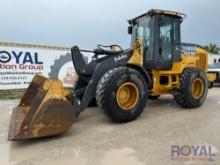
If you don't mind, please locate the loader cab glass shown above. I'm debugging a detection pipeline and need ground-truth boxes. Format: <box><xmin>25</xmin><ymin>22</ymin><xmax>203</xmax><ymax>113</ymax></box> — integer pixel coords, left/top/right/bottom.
<box><xmin>131</xmin><ymin>13</ymin><xmax>182</xmax><ymax>70</ymax></box>
<box><xmin>131</xmin><ymin>16</ymin><xmax>155</xmax><ymax>62</ymax></box>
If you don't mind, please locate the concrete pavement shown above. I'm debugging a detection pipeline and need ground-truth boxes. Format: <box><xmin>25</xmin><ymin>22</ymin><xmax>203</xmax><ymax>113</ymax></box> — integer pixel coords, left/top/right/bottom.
<box><xmin>0</xmin><ymin>88</ymin><xmax>220</xmax><ymax>165</ymax></box>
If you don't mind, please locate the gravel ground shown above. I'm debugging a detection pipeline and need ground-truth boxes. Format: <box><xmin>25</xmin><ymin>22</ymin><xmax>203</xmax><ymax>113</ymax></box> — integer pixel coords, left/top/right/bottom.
<box><xmin>0</xmin><ymin>88</ymin><xmax>220</xmax><ymax>165</ymax></box>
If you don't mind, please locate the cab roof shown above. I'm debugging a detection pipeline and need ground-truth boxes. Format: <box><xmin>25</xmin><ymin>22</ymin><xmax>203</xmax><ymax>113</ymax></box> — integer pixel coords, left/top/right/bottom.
<box><xmin>131</xmin><ymin>9</ymin><xmax>186</xmax><ymax>22</ymax></box>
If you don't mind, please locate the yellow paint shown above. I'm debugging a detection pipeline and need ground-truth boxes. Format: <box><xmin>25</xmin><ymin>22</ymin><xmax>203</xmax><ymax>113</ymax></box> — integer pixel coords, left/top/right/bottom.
<box><xmin>192</xmin><ymin>78</ymin><xmax>204</xmax><ymax>99</ymax></box>
<box><xmin>133</xmin><ymin>9</ymin><xmax>186</xmax><ymax>21</ymax></box>
<box><xmin>207</xmin><ymin>72</ymin><xmax>217</xmax><ymax>82</ymax></box>
<box><xmin>27</xmin><ymin>75</ymin><xmax>71</xmax><ymax>136</ymax></box>
<box><xmin>111</xmin><ymin>45</ymin><xmax>120</xmax><ymax>52</ymax></box>
<box><xmin>116</xmin><ymin>82</ymin><xmax>139</xmax><ymax>110</ymax></box>
<box><xmin>128</xmin><ymin>39</ymin><xmax>144</xmax><ymax>65</ymax></box>
<box><xmin>196</xmin><ymin>47</ymin><xmax>208</xmax><ymax>71</ymax></box>
<box><xmin>126</xmin><ymin>34</ymin><xmax>213</xmax><ymax>96</ymax></box>
<box><xmin>128</xmin><ymin>48</ymin><xmax>143</xmax><ymax>65</ymax></box>
<box><xmin>153</xmin><ymin>9</ymin><xmax>184</xmax><ymax>17</ymax></box>
<box><xmin>143</xmin><ymin>49</ymin><xmax>212</xmax><ymax>96</ymax></box>
<box><xmin>149</xmin><ymin>55</ymin><xmax>197</xmax><ymax>95</ymax></box>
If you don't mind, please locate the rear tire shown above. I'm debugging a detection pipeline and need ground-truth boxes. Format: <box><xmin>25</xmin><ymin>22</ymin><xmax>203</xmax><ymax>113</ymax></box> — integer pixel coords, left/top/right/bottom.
<box><xmin>173</xmin><ymin>68</ymin><xmax>208</xmax><ymax>108</ymax></box>
<box><xmin>96</xmin><ymin>67</ymin><xmax>148</xmax><ymax>123</ymax></box>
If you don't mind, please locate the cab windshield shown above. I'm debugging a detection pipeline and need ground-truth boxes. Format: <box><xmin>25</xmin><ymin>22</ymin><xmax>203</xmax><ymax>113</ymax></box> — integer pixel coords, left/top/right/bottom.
<box><xmin>131</xmin><ymin>15</ymin><xmax>155</xmax><ymax>61</ymax></box>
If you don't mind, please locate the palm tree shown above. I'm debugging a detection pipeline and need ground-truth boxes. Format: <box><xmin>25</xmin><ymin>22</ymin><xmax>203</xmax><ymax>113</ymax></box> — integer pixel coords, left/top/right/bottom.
<box><xmin>204</xmin><ymin>43</ymin><xmax>220</xmax><ymax>54</ymax></box>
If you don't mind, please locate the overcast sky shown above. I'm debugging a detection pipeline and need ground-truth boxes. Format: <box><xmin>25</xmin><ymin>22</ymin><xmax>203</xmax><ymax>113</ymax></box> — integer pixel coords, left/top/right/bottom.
<box><xmin>0</xmin><ymin>0</ymin><xmax>219</xmax><ymax>49</ymax></box>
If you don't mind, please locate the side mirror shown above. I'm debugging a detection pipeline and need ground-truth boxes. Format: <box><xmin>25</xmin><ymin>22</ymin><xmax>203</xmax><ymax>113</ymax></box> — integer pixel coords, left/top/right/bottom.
<box><xmin>128</xmin><ymin>26</ymin><xmax>132</xmax><ymax>35</ymax></box>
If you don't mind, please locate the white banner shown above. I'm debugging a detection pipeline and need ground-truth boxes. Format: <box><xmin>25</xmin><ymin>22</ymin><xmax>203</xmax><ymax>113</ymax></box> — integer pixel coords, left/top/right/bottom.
<box><xmin>0</xmin><ymin>44</ymin><xmax>90</xmax><ymax>90</ymax></box>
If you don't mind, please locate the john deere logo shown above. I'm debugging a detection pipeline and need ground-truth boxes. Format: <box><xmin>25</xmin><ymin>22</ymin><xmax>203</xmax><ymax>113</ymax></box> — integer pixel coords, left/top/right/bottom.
<box><xmin>0</xmin><ymin>51</ymin><xmax>11</xmax><ymax>63</ymax></box>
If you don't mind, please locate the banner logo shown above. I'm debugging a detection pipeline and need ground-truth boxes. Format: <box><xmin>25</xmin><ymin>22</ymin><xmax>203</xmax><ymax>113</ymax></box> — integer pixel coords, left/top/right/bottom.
<box><xmin>0</xmin><ymin>50</ymin><xmax>44</xmax><ymax>71</ymax></box>
<box><xmin>171</xmin><ymin>145</ymin><xmax>217</xmax><ymax>162</ymax></box>
<box><xmin>0</xmin><ymin>51</ymin><xmax>11</xmax><ymax>63</ymax></box>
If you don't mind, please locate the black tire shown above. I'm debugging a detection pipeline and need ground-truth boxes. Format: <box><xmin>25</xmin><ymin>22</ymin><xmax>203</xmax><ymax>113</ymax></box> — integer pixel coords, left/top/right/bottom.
<box><xmin>148</xmin><ymin>95</ymin><xmax>160</xmax><ymax>100</ymax></box>
<box><xmin>96</xmin><ymin>67</ymin><xmax>148</xmax><ymax>123</ymax></box>
<box><xmin>173</xmin><ymin>68</ymin><xmax>208</xmax><ymax>108</ymax></box>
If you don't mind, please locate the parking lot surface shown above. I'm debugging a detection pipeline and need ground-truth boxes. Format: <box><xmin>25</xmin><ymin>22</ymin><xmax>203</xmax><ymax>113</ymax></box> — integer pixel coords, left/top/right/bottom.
<box><xmin>0</xmin><ymin>88</ymin><xmax>220</xmax><ymax>165</ymax></box>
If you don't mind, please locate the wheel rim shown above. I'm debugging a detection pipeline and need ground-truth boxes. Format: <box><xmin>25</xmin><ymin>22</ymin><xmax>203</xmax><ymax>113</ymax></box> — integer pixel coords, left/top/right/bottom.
<box><xmin>116</xmin><ymin>82</ymin><xmax>139</xmax><ymax>110</ymax></box>
<box><xmin>192</xmin><ymin>78</ymin><xmax>204</xmax><ymax>99</ymax></box>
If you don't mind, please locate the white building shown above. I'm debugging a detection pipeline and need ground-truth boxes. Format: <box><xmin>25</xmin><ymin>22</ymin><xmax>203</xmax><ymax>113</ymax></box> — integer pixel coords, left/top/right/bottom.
<box><xmin>208</xmin><ymin>53</ymin><xmax>220</xmax><ymax>65</ymax></box>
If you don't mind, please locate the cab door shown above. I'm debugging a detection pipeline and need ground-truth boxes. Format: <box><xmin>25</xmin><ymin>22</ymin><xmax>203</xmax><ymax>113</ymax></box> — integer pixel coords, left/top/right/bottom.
<box><xmin>151</xmin><ymin>15</ymin><xmax>181</xmax><ymax>70</ymax></box>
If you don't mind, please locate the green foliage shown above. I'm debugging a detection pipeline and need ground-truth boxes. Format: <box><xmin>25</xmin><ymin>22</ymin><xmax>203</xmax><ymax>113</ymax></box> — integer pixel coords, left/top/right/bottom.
<box><xmin>0</xmin><ymin>91</ymin><xmax>24</xmax><ymax>100</ymax></box>
<box><xmin>204</xmin><ymin>43</ymin><xmax>220</xmax><ymax>54</ymax></box>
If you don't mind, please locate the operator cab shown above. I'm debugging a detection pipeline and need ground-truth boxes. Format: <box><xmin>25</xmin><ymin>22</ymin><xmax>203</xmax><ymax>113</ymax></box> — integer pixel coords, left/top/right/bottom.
<box><xmin>128</xmin><ymin>9</ymin><xmax>186</xmax><ymax>70</ymax></box>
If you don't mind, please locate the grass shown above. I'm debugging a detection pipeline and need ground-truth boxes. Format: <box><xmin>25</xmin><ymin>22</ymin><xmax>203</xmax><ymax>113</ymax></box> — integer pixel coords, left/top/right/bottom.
<box><xmin>0</xmin><ymin>90</ymin><xmax>24</xmax><ymax>100</ymax></box>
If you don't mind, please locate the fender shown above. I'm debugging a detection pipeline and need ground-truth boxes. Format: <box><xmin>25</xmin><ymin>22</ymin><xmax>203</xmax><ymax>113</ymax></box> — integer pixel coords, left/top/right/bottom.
<box><xmin>126</xmin><ymin>63</ymin><xmax>152</xmax><ymax>89</ymax></box>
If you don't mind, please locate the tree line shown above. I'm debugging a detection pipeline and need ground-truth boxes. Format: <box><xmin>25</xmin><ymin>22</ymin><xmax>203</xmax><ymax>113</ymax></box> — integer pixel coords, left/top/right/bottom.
<box><xmin>203</xmin><ymin>43</ymin><xmax>220</xmax><ymax>54</ymax></box>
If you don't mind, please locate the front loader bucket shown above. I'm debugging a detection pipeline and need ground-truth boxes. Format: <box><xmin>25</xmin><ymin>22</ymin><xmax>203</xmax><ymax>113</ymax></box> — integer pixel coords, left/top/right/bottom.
<box><xmin>8</xmin><ymin>75</ymin><xmax>75</xmax><ymax>141</ymax></box>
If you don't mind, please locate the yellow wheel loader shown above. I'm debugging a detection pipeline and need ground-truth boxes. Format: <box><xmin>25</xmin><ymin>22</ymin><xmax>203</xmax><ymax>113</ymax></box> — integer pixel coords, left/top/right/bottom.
<box><xmin>8</xmin><ymin>9</ymin><xmax>217</xmax><ymax>141</ymax></box>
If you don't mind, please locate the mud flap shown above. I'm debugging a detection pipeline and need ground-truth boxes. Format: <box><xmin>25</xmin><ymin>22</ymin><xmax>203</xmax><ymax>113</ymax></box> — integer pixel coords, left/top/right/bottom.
<box><xmin>8</xmin><ymin>75</ymin><xmax>75</xmax><ymax>141</ymax></box>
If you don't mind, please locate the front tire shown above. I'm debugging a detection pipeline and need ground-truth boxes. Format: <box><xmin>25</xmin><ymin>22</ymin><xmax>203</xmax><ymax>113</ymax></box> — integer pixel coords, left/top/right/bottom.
<box><xmin>173</xmin><ymin>68</ymin><xmax>208</xmax><ymax>108</ymax></box>
<box><xmin>96</xmin><ymin>67</ymin><xmax>148</xmax><ymax>123</ymax></box>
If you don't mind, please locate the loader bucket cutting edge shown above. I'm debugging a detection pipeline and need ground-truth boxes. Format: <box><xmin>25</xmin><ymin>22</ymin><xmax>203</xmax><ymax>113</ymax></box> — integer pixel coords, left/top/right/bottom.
<box><xmin>8</xmin><ymin>75</ymin><xmax>75</xmax><ymax>141</ymax></box>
